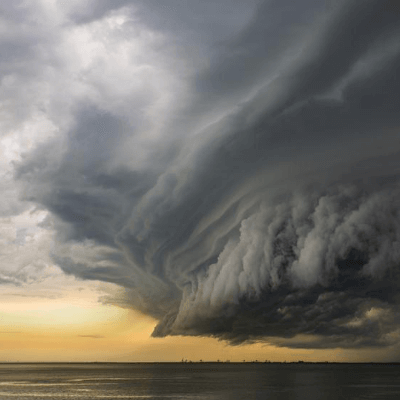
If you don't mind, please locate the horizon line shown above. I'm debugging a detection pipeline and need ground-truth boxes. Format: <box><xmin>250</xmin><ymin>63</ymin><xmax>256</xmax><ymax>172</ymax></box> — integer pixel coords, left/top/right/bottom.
<box><xmin>1</xmin><ymin>361</ymin><xmax>399</xmax><ymax>364</ymax></box>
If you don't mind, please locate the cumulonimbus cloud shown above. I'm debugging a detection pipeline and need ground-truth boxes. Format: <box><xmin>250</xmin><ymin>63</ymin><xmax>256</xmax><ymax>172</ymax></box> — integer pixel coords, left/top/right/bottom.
<box><xmin>9</xmin><ymin>0</ymin><xmax>400</xmax><ymax>350</ymax></box>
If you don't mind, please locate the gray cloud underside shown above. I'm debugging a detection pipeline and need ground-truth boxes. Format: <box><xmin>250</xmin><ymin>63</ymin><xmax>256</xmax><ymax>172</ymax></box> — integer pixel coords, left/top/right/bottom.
<box><xmin>15</xmin><ymin>0</ymin><xmax>400</xmax><ymax>350</ymax></box>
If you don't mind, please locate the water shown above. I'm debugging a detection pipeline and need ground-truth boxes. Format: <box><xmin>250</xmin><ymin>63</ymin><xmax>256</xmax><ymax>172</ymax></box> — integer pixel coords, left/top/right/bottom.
<box><xmin>0</xmin><ymin>363</ymin><xmax>399</xmax><ymax>399</ymax></box>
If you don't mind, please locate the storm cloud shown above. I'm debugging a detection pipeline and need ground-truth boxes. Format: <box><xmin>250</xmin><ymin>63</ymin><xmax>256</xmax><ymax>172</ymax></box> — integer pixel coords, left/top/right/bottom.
<box><xmin>6</xmin><ymin>0</ymin><xmax>400</xmax><ymax>350</ymax></box>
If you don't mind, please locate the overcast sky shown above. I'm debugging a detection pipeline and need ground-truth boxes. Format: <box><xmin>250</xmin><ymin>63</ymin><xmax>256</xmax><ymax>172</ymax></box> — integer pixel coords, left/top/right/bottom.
<box><xmin>2</xmin><ymin>0</ymin><xmax>400</xmax><ymax>360</ymax></box>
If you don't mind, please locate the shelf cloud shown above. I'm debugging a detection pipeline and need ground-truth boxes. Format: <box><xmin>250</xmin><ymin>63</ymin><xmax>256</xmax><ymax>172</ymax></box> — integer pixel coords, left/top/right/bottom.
<box><xmin>4</xmin><ymin>0</ymin><xmax>400</xmax><ymax>350</ymax></box>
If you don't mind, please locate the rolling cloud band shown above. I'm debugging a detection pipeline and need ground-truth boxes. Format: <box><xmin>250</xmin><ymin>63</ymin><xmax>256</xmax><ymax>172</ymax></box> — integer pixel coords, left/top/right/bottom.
<box><xmin>8</xmin><ymin>0</ymin><xmax>400</xmax><ymax>349</ymax></box>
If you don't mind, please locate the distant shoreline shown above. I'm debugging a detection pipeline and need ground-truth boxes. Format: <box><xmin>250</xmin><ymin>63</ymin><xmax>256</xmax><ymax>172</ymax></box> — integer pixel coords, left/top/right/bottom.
<box><xmin>1</xmin><ymin>361</ymin><xmax>399</xmax><ymax>365</ymax></box>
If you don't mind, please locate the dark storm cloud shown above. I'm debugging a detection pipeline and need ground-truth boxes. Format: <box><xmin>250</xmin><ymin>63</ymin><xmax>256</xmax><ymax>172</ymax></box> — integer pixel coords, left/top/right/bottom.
<box><xmin>191</xmin><ymin>0</ymin><xmax>329</xmax><ymax>106</ymax></box>
<box><xmin>15</xmin><ymin>0</ymin><xmax>400</xmax><ymax>350</ymax></box>
<box><xmin>67</xmin><ymin>0</ymin><xmax>135</xmax><ymax>24</ymax></box>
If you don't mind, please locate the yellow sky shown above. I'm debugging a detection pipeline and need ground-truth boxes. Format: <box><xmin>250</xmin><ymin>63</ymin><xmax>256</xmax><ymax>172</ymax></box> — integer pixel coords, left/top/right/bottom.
<box><xmin>0</xmin><ymin>277</ymin><xmax>394</xmax><ymax>363</ymax></box>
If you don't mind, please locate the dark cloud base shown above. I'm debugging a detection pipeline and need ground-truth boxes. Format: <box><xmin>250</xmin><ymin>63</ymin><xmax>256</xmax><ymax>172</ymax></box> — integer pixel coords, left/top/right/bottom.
<box><xmin>151</xmin><ymin>185</ymin><xmax>400</xmax><ymax>349</ymax></box>
<box><xmin>154</xmin><ymin>255</ymin><xmax>400</xmax><ymax>349</ymax></box>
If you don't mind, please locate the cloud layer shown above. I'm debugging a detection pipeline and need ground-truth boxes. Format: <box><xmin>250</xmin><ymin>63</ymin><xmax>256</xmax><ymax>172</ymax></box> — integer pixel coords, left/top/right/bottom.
<box><xmin>3</xmin><ymin>0</ymin><xmax>400</xmax><ymax>351</ymax></box>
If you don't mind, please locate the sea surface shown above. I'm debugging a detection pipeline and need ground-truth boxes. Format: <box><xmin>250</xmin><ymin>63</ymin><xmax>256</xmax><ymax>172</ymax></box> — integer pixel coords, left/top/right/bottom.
<box><xmin>0</xmin><ymin>363</ymin><xmax>399</xmax><ymax>399</ymax></box>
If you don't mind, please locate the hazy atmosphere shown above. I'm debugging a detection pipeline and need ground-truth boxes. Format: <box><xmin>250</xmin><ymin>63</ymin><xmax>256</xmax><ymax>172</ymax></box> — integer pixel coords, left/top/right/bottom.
<box><xmin>1</xmin><ymin>0</ymin><xmax>400</xmax><ymax>362</ymax></box>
